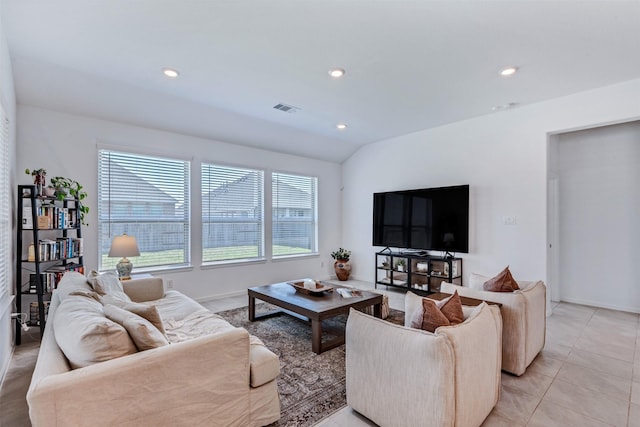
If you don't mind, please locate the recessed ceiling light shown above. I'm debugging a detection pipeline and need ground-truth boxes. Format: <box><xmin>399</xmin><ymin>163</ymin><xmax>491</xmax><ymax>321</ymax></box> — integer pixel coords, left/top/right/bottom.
<box><xmin>162</xmin><ymin>67</ymin><xmax>180</xmax><ymax>78</ymax></box>
<box><xmin>329</xmin><ymin>68</ymin><xmax>345</xmax><ymax>78</ymax></box>
<box><xmin>500</xmin><ymin>67</ymin><xmax>518</xmax><ymax>76</ymax></box>
<box><xmin>336</xmin><ymin>123</ymin><xmax>347</xmax><ymax>130</ymax></box>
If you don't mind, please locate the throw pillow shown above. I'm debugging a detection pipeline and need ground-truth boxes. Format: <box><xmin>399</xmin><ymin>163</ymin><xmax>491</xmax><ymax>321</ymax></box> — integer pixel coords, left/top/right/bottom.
<box><xmin>103</xmin><ymin>304</ymin><xmax>169</xmax><ymax>351</ymax></box>
<box><xmin>87</xmin><ymin>270</ymin><xmax>131</xmax><ymax>301</ymax></box>
<box><xmin>102</xmin><ymin>294</ymin><xmax>166</xmax><ymax>335</ymax></box>
<box><xmin>469</xmin><ymin>273</ymin><xmax>489</xmax><ymax>291</ymax></box>
<box><xmin>483</xmin><ymin>266</ymin><xmax>520</xmax><ymax>292</ymax></box>
<box><xmin>54</xmin><ymin>295</ymin><xmax>137</xmax><ymax>369</ymax></box>
<box><xmin>438</xmin><ymin>290</ymin><xmax>464</xmax><ymax>324</ymax></box>
<box><xmin>421</xmin><ymin>299</ymin><xmax>451</xmax><ymax>332</ymax></box>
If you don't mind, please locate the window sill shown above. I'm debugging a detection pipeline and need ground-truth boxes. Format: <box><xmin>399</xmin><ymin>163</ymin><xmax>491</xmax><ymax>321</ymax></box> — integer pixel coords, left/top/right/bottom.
<box><xmin>272</xmin><ymin>253</ymin><xmax>320</xmax><ymax>262</ymax></box>
<box><xmin>201</xmin><ymin>258</ymin><xmax>267</xmax><ymax>269</ymax></box>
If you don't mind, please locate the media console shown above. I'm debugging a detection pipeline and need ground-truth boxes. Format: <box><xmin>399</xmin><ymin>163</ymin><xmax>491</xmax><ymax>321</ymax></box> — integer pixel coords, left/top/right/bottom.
<box><xmin>375</xmin><ymin>251</ymin><xmax>462</xmax><ymax>294</ymax></box>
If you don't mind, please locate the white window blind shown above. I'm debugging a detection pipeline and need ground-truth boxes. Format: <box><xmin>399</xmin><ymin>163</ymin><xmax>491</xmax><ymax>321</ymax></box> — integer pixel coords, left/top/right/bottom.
<box><xmin>98</xmin><ymin>150</ymin><xmax>190</xmax><ymax>271</ymax></box>
<box><xmin>0</xmin><ymin>104</ymin><xmax>9</xmax><ymax>300</ymax></box>
<box><xmin>201</xmin><ymin>163</ymin><xmax>264</xmax><ymax>263</ymax></box>
<box><xmin>272</xmin><ymin>172</ymin><xmax>318</xmax><ymax>257</ymax></box>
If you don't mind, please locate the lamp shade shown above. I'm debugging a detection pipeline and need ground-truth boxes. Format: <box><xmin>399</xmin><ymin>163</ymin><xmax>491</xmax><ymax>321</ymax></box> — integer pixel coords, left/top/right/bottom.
<box><xmin>108</xmin><ymin>234</ymin><xmax>140</xmax><ymax>258</ymax></box>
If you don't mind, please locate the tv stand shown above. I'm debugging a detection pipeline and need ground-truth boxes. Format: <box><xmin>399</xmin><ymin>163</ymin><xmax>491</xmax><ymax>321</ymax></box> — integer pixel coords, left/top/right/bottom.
<box><xmin>375</xmin><ymin>251</ymin><xmax>462</xmax><ymax>294</ymax></box>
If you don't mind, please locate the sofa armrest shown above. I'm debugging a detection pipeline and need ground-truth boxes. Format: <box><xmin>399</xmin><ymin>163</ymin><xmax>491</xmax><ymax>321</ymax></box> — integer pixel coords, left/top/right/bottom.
<box><xmin>122</xmin><ymin>277</ymin><xmax>165</xmax><ymax>302</ymax></box>
<box><xmin>346</xmin><ymin>309</ymin><xmax>456</xmax><ymax>427</ymax></box>
<box><xmin>436</xmin><ymin>303</ymin><xmax>502</xmax><ymax>426</ymax></box>
<box><xmin>520</xmin><ymin>281</ymin><xmax>546</xmax><ymax>366</ymax></box>
<box><xmin>28</xmin><ymin>328</ymin><xmax>252</xmax><ymax>427</ymax></box>
<box><xmin>441</xmin><ymin>281</ymin><xmax>544</xmax><ymax>376</ymax></box>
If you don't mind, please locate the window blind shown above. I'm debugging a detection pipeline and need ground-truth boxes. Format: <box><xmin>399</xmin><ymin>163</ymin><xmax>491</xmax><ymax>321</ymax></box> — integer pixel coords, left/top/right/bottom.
<box><xmin>201</xmin><ymin>163</ymin><xmax>264</xmax><ymax>263</ymax></box>
<box><xmin>272</xmin><ymin>172</ymin><xmax>318</xmax><ymax>257</ymax></box>
<box><xmin>0</xmin><ymin>104</ymin><xmax>9</xmax><ymax>300</ymax></box>
<box><xmin>98</xmin><ymin>150</ymin><xmax>190</xmax><ymax>271</ymax></box>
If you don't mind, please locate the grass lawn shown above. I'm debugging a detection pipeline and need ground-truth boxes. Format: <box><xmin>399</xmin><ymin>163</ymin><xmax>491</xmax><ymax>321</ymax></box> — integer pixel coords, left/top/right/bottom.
<box><xmin>101</xmin><ymin>245</ymin><xmax>312</xmax><ymax>269</ymax></box>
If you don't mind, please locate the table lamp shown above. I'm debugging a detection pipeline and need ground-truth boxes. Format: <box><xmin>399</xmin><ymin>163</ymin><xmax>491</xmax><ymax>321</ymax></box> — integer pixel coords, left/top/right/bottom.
<box><xmin>108</xmin><ymin>234</ymin><xmax>140</xmax><ymax>280</ymax></box>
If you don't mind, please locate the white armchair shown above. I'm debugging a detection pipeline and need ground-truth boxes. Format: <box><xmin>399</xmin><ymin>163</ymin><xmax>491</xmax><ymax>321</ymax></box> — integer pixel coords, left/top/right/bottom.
<box><xmin>441</xmin><ymin>277</ymin><xmax>546</xmax><ymax>376</ymax></box>
<box><xmin>345</xmin><ymin>302</ymin><xmax>502</xmax><ymax>427</ymax></box>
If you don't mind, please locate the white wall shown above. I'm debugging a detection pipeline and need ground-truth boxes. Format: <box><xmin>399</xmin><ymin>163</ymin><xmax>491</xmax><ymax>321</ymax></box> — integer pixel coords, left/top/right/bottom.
<box><xmin>342</xmin><ymin>79</ymin><xmax>640</xmax><ymax>306</ymax></box>
<box><xmin>16</xmin><ymin>105</ymin><xmax>342</xmax><ymax>301</ymax></box>
<box><xmin>0</xmin><ymin>2</ymin><xmax>17</xmax><ymax>386</ymax></box>
<box><xmin>555</xmin><ymin>121</ymin><xmax>640</xmax><ymax>312</ymax></box>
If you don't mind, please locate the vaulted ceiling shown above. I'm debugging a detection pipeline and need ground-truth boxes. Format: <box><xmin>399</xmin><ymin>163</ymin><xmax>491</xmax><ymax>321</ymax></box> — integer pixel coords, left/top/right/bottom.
<box><xmin>3</xmin><ymin>0</ymin><xmax>640</xmax><ymax>162</ymax></box>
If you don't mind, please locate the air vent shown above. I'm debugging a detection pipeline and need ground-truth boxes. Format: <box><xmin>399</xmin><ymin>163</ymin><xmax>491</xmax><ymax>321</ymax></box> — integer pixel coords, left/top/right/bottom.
<box><xmin>273</xmin><ymin>103</ymin><xmax>300</xmax><ymax>113</ymax></box>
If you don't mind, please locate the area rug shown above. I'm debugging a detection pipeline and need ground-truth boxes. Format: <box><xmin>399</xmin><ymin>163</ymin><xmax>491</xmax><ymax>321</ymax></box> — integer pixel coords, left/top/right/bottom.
<box><xmin>217</xmin><ymin>304</ymin><xmax>404</xmax><ymax>427</ymax></box>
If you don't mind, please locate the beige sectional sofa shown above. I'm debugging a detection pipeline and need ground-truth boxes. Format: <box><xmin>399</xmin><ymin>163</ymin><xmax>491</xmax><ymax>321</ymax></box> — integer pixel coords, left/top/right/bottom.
<box><xmin>441</xmin><ymin>276</ymin><xmax>546</xmax><ymax>376</ymax></box>
<box><xmin>27</xmin><ymin>272</ymin><xmax>281</xmax><ymax>427</ymax></box>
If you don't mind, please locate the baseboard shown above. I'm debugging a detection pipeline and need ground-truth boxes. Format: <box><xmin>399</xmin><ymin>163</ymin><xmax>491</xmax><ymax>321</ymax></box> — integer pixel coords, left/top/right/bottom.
<box><xmin>195</xmin><ymin>289</ymin><xmax>247</xmax><ymax>304</ymax></box>
<box><xmin>559</xmin><ymin>296</ymin><xmax>640</xmax><ymax>314</ymax></box>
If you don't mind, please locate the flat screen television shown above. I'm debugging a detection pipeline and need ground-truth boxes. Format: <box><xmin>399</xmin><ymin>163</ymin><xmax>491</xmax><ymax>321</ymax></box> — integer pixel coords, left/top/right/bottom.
<box><xmin>372</xmin><ymin>185</ymin><xmax>469</xmax><ymax>253</ymax></box>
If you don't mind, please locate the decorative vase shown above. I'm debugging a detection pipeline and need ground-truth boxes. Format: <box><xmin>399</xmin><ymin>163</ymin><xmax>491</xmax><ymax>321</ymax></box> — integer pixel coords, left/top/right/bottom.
<box><xmin>334</xmin><ymin>259</ymin><xmax>351</xmax><ymax>281</ymax></box>
<box><xmin>34</xmin><ymin>172</ymin><xmax>46</xmax><ymax>197</ymax></box>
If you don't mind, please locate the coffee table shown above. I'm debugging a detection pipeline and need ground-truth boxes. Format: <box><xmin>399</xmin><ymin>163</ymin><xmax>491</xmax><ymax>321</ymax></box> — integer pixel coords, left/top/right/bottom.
<box><xmin>248</xmin><ymin>282</ymin><xmax>383</xmax><ymax>354</ymax></box>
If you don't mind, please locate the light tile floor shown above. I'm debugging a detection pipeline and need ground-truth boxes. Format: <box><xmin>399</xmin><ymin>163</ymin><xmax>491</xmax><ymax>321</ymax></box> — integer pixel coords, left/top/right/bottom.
<box><xmin>2</xmin><ymin>281</ymin><xmax>639</xmax><ymax>427</ymax></box>
<box><xmin>315</xmin><ymin>281</ymin><xmax>640</xmax><ymax>427</ymax></box>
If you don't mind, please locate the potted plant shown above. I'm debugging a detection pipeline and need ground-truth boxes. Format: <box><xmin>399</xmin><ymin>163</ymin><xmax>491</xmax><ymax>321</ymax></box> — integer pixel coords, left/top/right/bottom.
<box><xmin>25</xmin><ymin>168</ymin><xmax>47</xmax><ymax>196</ymax></box>
<box><xmin>395</xmin><ymin>258</ymin><xmax>406</xmax><ymax>272</ymax></box>
<box><xmin>331</xmin><ymin>247</ymin><xmax>352</xmax><ymax>281</ymax></box>
<box><xmin>50</xmin><ymin>176</ymin><xmax>90</xmax><ymax>226</ymax></box>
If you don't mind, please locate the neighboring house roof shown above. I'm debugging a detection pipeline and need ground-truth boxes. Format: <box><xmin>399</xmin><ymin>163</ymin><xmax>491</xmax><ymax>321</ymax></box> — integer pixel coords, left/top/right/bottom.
<box><xmin>202</xmin><ymin>172</ymin><xmax>262</xmax><ymax>214</ymax></box>
<box><xmin>202</xmin><ymin>173</ymin><xmax>313</xmax><ymax>214</ymax></box>
<box><xmin>100</xmin><ymin>160</ymin><xmax>178</xmax><ymax>205</ymax></box>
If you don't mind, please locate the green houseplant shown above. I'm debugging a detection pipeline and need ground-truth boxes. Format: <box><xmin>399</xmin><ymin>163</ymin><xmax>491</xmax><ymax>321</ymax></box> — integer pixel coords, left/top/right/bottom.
<box><xmin>331</xmin><ymin>247</ymin><xmax>351</xmax><ymax>261</ymax></box>
<box><xmin>50</xmin><ymin>176</ymin><xmax>90</xmax><ymax>225</ymax></box>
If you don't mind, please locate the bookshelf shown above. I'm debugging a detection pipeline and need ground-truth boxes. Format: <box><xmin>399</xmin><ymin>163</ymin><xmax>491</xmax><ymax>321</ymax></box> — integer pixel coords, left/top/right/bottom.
<box><xmin>15</xmin><ymin>185</ymin><xmax>84</xmax><ymax>345</ymax></box>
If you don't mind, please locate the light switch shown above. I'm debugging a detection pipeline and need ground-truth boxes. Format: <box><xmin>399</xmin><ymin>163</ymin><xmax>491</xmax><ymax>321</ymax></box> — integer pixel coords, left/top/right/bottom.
<box><xmin>502</xmin><ymin>216</ymin><xmax>517</xmax><ymax>225</ymax></box>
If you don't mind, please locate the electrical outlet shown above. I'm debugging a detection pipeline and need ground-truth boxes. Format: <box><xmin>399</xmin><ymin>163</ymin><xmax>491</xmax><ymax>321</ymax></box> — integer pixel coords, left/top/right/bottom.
<box><xmin>166</xmin><ymin>279</ymin><xmax>174</xmax><ymax>289</ymax></box>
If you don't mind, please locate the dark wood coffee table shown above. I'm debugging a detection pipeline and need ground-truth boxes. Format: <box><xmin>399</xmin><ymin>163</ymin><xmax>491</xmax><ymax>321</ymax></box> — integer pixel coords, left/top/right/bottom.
<box><xmin>248</xmin><ymin>282</ymin><xmax>383</xmax><ymax>354</ymax></box>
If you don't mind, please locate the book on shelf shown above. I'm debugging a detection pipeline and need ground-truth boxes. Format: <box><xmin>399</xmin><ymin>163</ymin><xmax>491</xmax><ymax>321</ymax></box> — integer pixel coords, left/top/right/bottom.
<box><xmin>36</xmin><ymin>237</ymin><xmax>83</xmax><ymax>261</ymax></box>
<box><xmin>27</xmin><ymin>264</ymin><xmax>85</xmax><ymax>294</ymax></box>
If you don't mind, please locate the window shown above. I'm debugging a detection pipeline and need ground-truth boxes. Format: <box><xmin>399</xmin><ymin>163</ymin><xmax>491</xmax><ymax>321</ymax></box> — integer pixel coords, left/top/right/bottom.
<box><xmin>201</xmin><ymin>163</ymin><xmax>264</xmax><ymax>263</ymax></box>
<box><xmin>98</xmin><ymin>150</ymin><xmax>190</xmax><ymax>271</ymax></box>
<box><xmin>0</xmin><ymin>104</ymin><xmax>9</xmax><ymax>300</ymax></box>
<box><xmin>272</xmin><ymin>172</ymin><xmax>318</xmax><ymax>257</ymax></box>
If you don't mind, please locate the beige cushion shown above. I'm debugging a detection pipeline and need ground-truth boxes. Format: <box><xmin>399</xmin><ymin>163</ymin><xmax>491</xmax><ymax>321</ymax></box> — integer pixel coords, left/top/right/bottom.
<box><xmin>54</xmin><ymin>295</ymin><xmax>137</xmax><ymax>369</ymax></box>
<box><xmin>103</xmin><ymin>304</ymin><xmax>169</xmax><ymax>351</ymax></box>
<box><xmin>469</xmin><ymin>273</ymin><xmax>488</xmax><ymax>290</ymax></box>
<box><xmin>87</xmin><ymin>270</ymin><xmax>131</xmax><ymax>301</ymax></box>
<box><xmin>483</xmin><ymin>266</ymin><xmax>520</xmax><ymax>292</ymax></box>
<box><xmin>55</xmin><ymin>271</ymin><xmax>95</xmax><ymax>302</ymax></box>
<box><xmin>249</xmin><ymin>339</ymin><xmax>281</xmax><ymax>387</ymax></box>
<box><xmin>102</xmin><ymin>294</ymin><xmax>166</xmax><ymax>335</ymax></box>
<box><xmin>122</xmin><ymin>277</ymin><xmax>165</xmax><ymax>302</ymax></box>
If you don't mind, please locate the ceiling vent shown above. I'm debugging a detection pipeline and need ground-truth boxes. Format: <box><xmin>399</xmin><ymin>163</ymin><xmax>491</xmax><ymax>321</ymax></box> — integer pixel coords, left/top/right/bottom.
<box><xmin>273</xmin><ymin>103</ymin><xmax>300</xmax><ymax>113</ymax></box>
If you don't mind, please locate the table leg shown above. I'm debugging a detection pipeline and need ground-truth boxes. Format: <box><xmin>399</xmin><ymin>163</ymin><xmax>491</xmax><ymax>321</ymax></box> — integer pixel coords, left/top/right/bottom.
<box><xmin>249</xmin><ymin>294</ymin><xmax>256</xmax><ymax>321</ymax></box>
<box><xmin>311</xmin><ymin>319</ymin><xmax>322</xmax><ymax>354</ymax></box>
<box><xmin>373</xmin><ymin>302</ymin><xmax>382</xmax><ymax>318</ymax></box>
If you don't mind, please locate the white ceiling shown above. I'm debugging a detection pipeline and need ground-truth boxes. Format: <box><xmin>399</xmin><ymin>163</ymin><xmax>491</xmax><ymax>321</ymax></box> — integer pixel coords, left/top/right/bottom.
<box><xmin>2</xmin><ymin>0</ymin><xmax>640</xmax><ymax>163</ymax></box>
